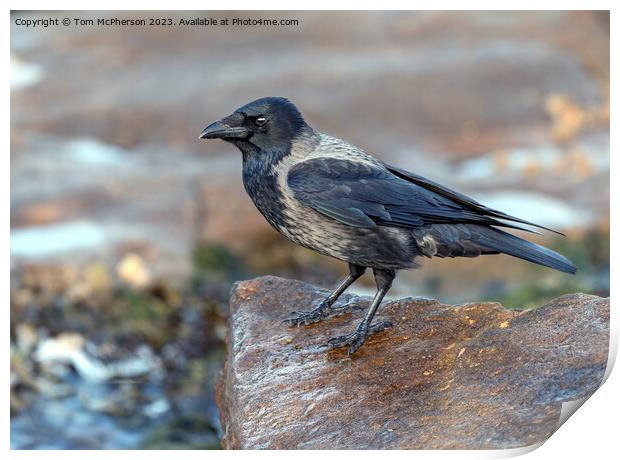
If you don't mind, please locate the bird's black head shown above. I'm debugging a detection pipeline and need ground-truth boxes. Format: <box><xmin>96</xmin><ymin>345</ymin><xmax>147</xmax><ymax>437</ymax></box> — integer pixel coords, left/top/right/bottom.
<box><xmin>200</xmin><ymin>97</ymin><xmax>309</xmax><ymax>158</ymax></box>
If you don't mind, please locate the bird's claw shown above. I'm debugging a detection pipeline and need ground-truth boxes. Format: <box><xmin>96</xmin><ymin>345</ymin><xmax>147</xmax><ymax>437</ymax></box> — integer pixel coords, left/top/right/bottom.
<box><xmin>331</xmin><ymin>302</ymin><xmax>364</xmax><ymax>316</ymax></box>
<box><xmin>283</xmin><ymin>300</ymin><xmax>363</xmax><ymax>327</ymax></box>
<box><xmin>325</xmin><ymin>331</ymin><xmax>366</xmax><ymax>354</ymax></box>
<box><xmin>324</xmin><ymin>319</ymin><xmax>392</xmax><ymax>354</ymax></box>
<box><xmin>283</xmin><ymin>309</ymin><xmax>325</xmax><ymax>326</ymax></box>
<box><xmin>282</xmin><ymin>301</ymin><xmax>333</xmax><ymax>326</ymax></box>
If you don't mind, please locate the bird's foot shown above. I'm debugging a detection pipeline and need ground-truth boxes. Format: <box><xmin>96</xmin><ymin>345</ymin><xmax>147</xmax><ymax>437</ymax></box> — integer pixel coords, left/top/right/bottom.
<box><xmin>283</xmin><ymin>300</ymin><xmax>363</xmax><ymax>327</ymax></box>
<box><xmin>331</xmin><ymin>301</ymin><xmax>364</xmax><ymax>316</ymax></box>
<box><xmin>283</xmin><ymin>300</ymin><xmax>334</xmax><ymax>326</ymax></box>
<box><xmin>324</xmin><ymin>319</ymin><xmax>392</xmax><ymax>355</ymax></box>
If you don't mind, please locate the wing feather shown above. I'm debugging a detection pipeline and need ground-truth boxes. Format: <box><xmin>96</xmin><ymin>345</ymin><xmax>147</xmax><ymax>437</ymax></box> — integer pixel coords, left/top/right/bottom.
<box><xmin>287</xmin><ymin>158</ymin><xmax>558</xmax><ymax>233</ymax></box>
<box><xmin>384</xmin><ymin>163</ymin><xmax>563</xmax><ymax>235</ymax></box>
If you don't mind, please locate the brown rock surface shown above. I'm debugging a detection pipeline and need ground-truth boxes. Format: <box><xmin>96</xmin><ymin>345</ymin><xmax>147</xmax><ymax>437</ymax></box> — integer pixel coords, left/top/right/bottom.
<box><xmin>216</xmin><ymin>276</ymin><xmax>609</xmax><ymax>449</ymax></box>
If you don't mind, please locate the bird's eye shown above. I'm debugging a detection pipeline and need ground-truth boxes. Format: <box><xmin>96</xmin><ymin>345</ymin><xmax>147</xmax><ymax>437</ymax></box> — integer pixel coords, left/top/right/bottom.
<box><xmin>255</xmin><ymin>117</ymin><xmax>268</xmax><ymax>127</ymax></box>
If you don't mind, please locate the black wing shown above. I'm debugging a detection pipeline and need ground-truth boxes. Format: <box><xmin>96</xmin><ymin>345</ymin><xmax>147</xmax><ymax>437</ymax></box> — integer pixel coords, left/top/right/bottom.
<box><xmin>384</xmin><ymin>163</ymin><xmax>563</xmax><ymax>235</ymax></box>
<box><xmin>287</xmin><ymin>158</ymin><xmax>558</xmax><ymax>233</ymax></box>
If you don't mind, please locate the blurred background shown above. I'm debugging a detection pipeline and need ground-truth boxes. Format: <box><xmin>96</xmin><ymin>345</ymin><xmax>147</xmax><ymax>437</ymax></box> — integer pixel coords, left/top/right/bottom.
<box><xmin>10</xmin><ymin>11</ymin><xmax>609</xmax><ymax>449</ymax></box>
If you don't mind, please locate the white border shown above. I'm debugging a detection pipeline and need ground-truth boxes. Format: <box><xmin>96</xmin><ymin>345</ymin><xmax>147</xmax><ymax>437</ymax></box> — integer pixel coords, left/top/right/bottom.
<box><xmin>5</xmin><ymin>1</ymin><xmax>617</xmax><ymax>457</ymax></box>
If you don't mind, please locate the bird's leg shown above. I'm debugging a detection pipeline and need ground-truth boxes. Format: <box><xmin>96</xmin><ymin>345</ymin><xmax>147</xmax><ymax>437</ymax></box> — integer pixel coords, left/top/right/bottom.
<box><xmin>324</xmin><ymin>268</ymin><xmax>395</xmax><ymax>354</ymax></box>
<box><xmin>283</xmin><ymin>264</ymin><xmax>366</xmax><ymax>326</ymax></box>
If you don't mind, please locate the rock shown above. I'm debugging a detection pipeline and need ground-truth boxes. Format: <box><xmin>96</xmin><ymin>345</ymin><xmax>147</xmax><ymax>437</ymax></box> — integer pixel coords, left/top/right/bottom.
<box><xmin>216</xmin><ymin>276</ymin><xmax>609</xmax><ymax>449</ymax></box>
<box><xmin>15</xmin><ymin>323</ymin><xmax>38</xmax><ymax>355</ymax></box>
<box><xmin>34</xmin><ymin>334</ymin><xmax>160</xmax><ymax>383</ymax></box>
<box><xmin>116</xmin><ymin>253</ymin><xmax>152</xmax><ymax>289</ymax></box>
<box><xmin>33</xmin><ymin>333</ymin><xmax>85</xmax><ymax>364</ymax></box>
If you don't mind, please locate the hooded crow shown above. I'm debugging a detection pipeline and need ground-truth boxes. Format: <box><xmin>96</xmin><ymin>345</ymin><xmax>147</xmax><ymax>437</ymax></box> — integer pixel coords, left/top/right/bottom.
<box><xmin>200</xmin><ymin>97</ymin><xmax>576</xmax><ymax>354</ymax></box>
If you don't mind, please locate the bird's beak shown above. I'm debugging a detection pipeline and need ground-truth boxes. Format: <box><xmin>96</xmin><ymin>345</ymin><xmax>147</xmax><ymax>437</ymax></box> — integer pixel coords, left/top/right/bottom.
<box><xmin>199</xmin><ymin>118</ymin><xmax>250</xmax><ymax>140</ymax></box>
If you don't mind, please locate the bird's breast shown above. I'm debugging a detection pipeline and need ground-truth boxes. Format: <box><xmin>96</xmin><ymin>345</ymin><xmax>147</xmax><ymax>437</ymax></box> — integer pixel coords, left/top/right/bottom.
<box><xmin>242</xmin><ymin>168</ymin><xmax>288</xmax><ymax>230</ymax></box>
<box><xmin>240</xmin><ymin>138</ymin><xmax>419</xmax><ymax>269</ymax></box>
<box><xmin>241</xmin><ymin>158</ymin><xmax>346</xmax><ymax>258</ymax></box>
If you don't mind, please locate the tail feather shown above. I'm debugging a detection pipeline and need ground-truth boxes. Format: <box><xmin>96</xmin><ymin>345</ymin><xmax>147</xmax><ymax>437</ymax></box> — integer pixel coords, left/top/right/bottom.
<box><xmin>476</xmin><ymin>226</ymin><xmax>577</xmax><ymax>274</ymax></box>
<box><xmin>413</xmin><ymin>224</ymin><xmax>577</xmax><ymax>274</ymax></box>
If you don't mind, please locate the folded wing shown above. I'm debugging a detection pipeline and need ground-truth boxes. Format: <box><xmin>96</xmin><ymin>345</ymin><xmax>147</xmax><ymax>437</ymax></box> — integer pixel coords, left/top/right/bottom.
<box><xmin>287</xmin><ymin>158</ymin><xmax>555</xmax><ymax>233</ymax></box>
